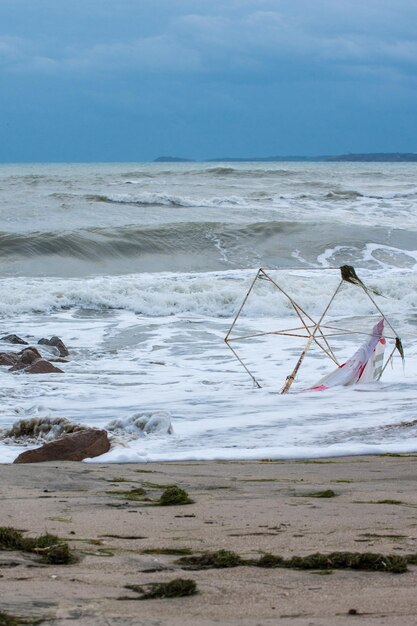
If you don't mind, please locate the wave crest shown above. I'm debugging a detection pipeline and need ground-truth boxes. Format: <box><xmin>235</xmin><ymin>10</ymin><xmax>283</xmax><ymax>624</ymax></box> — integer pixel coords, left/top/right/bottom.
<box><xmin>0</xmin><ymin>268</ymin><xmax>416</xmax><ymax>318</ymax></box>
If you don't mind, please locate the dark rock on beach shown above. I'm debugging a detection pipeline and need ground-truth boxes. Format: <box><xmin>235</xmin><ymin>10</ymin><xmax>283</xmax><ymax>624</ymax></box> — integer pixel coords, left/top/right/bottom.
<box><xmin>38</xmin><ymin>336</ymin><xmax>69</xmax><ymax>357</ymax></box>
<box><xmin>13</xmin><ymin>429</ymin><xmax>110</xmax><ymax>463</ymax></box>
<box><xmin>1</xmin><ymin>334</ymin><xmax>28</xmax><ymax>345</ymax></box>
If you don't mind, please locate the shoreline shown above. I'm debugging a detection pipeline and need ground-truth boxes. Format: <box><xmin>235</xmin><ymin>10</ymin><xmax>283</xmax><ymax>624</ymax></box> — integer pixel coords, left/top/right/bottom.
<box><xmin>1</xmin><ymin>455</ymin><xmax>417</xmax><ymax>625</ymax></box>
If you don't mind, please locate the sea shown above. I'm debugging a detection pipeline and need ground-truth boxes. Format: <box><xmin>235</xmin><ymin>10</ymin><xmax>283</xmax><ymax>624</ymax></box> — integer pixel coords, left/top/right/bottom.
<box><xmin>1</xmin><ymin>161</ymin><xmax>417</xmax><ymax>463</ymax></box>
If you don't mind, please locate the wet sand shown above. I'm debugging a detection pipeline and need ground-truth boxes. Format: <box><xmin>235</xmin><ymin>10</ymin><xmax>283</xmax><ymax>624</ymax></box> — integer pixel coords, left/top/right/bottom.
<box><xmin>1</xmin><ymin>455</ymin><xmax>417</xmax><ymax>625</ymax></box>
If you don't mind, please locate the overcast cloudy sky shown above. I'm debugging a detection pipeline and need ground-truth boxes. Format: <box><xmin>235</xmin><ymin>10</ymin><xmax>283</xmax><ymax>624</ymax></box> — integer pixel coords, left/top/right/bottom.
<box><xmin>1</xmin><ymin>0</ymin><xmax>417</xmax><ymax>161</ymax></box>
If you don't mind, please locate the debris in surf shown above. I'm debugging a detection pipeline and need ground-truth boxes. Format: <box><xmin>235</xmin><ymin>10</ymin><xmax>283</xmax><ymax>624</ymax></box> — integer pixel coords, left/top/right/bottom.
<box><xmin>307</xmin><ymin>319</ymin><xmax>386</xmax><ymax>391</ymax></box>
<box><xmin>225</xmin><ymin>266</ymin><xmax>404</xmax><ymax>393</ymax></box>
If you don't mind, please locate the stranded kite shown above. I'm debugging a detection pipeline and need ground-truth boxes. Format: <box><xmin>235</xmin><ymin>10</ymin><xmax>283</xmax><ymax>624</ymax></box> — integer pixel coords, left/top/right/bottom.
<box><xmin>224</xmin><ymin>266</ymin><xmax>404</xmax><ymax>393</ymax></box>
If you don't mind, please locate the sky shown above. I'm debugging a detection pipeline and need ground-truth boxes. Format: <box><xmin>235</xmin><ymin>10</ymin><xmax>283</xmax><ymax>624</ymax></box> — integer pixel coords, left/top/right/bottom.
<box><xmin>1</xmin><ymin>0</ymin><xmax>417</xmax><ymax>161</ymax></box>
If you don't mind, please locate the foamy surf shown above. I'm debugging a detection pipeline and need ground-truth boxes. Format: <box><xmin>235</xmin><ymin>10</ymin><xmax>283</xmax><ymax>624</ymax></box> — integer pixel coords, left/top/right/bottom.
<box><xmin>1</xmin><ymin>162</ymin><xmax>417</xmax><ymax>463</ymax></box>
<box><xmin>0</xmin><ymin>267</ymin><xmax>416</xmax><ymax>317</ymax></box>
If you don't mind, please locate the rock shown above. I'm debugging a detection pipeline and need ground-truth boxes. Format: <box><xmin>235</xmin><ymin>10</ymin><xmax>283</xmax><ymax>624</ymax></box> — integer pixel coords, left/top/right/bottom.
<box><xmin>0</xmin><ymin>352</ymin><xmax>18</xmax><ymax>366</ymax></box>
<box><xmin>1</xmin><ymin>334</ymin><xmax>28</xmax><ymax>345</ymax></box>
<box><xmin>8</xmin><ymin>348</ymin><xmax>43</xmax><ymax>371</ymax></box>
<box><xmin>8</xmin><ymin>348</ymin><xmax>64</xmax><ymax>373</ymax></box>
<box><xmin>19</xmin><ymin>347</ymin><xmax>42</xmax><ymax>364</ymax></box>
<box><xmin>38</xmin><ymin>336</ymin><xmax>69</xmax><ymax>357</ymax></box>
<box><xmin>24</xmin><ymin>359</ymin><xmax>64</xmax><ymax>374</ymax></box>
<box><xmin>13</xmin><ymin>429</ymin><xmax>110</xmax><ymax>463</ymax></box>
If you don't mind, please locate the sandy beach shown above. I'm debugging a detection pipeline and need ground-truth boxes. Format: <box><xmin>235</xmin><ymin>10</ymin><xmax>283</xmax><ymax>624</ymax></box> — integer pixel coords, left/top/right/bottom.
<box><xmin>1</xmin><ymin>455</ymin><xmax>417</xmax><ymax>625</ymax></box>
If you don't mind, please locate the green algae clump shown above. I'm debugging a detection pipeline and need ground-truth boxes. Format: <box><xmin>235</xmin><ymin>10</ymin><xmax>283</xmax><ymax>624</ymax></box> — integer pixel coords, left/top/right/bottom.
<box><xmin>177</xmin><ymin>548</ymin><xmax>407</xmax><ymax>574</ymax></box>
<box><xmin>0</xmin><ymin>527</ymin><xmax>60</xmax><ymax>552</ymax></box>
<box><xmin>158</xmin><ymin>486</ymin><xmax>193</xmax><ymax>506</ymax></box>
<box><xmin>255</xmin><ymin>553</ymin><xmax>285</xmax><ymax>568</ymax></box>
<box><xmin>40</xmin><ymin>542</ymin><xmax>78</xmax><ymax>565</ymax></box>
<box><xmin>142</xmin><ymin>547</ymin><xmax>193</xmax><ymax>556</ymax></box>
<box><xmin>305</xmin><ymin>489</ymin><xmax>337</xmax><ymax>498</ymax></box>
<box><xmin>284</xmin><ymin>552</ymin><xmax>407</xmax><ymax>574</ymax></box>
<box><xmin>126</xmin><ymin>578</ymin><xmax>198</xmax><ymax>600</ymax></box>
<box><xmin>405</xmin><ymin>554</ymin><xmax>417</xmax><ymax>565</ymax></box>
<box><xmin>0</xmin><ymin>527</ymin><xmax>26</xmax><ymax>550</ymax></box>
<box><xmin>177</xmin><ymin>549</ymin><xmax>243</xmax><ymax>570</ymax></box>
<box><xmin>0</xmin><ymin>611</ymin><xmax>43</xmax><ymax>626</ymax></box>
<box><xmin>106</xmin><ymin>487</ymin><xmax>148</xmax><ymax>501</ymax></box>
<box><xmin>0</xmin><ymin>526</ymin><xmax>77</xmax><ymax>564</ymax></box>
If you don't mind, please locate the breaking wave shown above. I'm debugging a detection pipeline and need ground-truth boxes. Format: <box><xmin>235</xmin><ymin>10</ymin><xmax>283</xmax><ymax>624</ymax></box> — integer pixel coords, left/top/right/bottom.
<box><xmin>84</xmin><ymin>192</ymin><xmax>250</xmax><ymax>208</ymax></box>
<box><xmin>0</xmin><ymin>267</ymin><xmax>416</xmax><ymax>319</ymax></box>
<box><xmin>0</xmin><ymin>221</ymin><xmax>300</xmax><ymax>261</ymax></box>
<box><xmin>0</xmin><ymin>417</ymin><xmax>86</xmax><ymax>444</ymax></box>
<box><xmin>0</xmin><ymin>413</ymin><xmax>173</xmax><ymax>447</ymax></box>
<box><xmin>1</xmin><ymin>221</ymin><xmax>416</xmax><ymax>279</ymax></box>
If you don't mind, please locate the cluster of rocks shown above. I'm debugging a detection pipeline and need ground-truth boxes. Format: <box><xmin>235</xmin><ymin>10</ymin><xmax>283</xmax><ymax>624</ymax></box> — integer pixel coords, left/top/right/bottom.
<box><xmin>0</xmin><ymin>336</ymin><xmax>112</xmax><ymax>463</ymax></box>
<box><xmin>0</xmin><ymin>334</ymin><xmax>69</xmax><ymax>374</ymax></box>
<box><xmin>0</xmin><ymin>335</ymin><xmax>173</xmax><ymax>464</ymax></box>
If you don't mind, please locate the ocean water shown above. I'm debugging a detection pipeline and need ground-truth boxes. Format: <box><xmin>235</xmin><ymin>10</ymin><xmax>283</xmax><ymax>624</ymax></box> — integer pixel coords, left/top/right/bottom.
<box><xmin>1</xmin><ymin>161</ymin><xmax>417</xmax><ymax>462</ymax></box>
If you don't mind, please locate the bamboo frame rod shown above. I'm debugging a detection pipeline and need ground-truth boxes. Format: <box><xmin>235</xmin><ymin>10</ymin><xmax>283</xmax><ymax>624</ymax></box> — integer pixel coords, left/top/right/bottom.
<box><xmin>224</xmin><ymin>269</ymin><xmax>261</xmax><ymax>343</ymax></box>
<box><xmin>379</xmin><ymin>346</ymin><xmax>397</xmax><ymax>379</ymax></box>
<box><xmin>259</xmin><ymin>269</ymin><xmax>338</xmax><ymax>362</ymax></box>
<box><xmin>320</xmin><ymin>324</ymin><xmax>397</xmax><ymax>341</ymax></box>
<box><xmin>281</xmin><ymin>280</ymin><xmax>344</xmax><ymax>394</ymax></box>
<box><xmin>224</xmin><ymin>341</ymin><xmax>262</xmax><ymax>388</ymax></box>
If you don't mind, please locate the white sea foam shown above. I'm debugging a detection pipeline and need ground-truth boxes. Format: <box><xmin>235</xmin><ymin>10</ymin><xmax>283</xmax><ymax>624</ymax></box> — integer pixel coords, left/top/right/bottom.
<box><xmin>0</xmin><ymin>268</ymin><xmax>416</xmax><ymax>319</ymax></box>
<box><xmin>103</xmin><ymin>192</ymin><xmax>250</xmax><ymax>208</ymax></box>
<box><xmin>0</xmin><ymin>297</ymin><xmax>416</xmax><ymax>464</ymax></box>
<box><xmin>106</xmin><ymin>411</ymin><xmax>173</xmax><ymax>437</ymax></box>
<box><xmin>318</xmin><ymin>244</ymin><xmax>417</xmax><ymax>271</ymax></box>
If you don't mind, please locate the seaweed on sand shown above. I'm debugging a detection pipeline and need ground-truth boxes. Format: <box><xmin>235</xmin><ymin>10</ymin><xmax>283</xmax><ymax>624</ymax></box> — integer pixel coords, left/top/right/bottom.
<box><xmin>124</xmin><ymin>578</ymin><xmax>198</xmax><ymax>599</ymax></box>
<box><xmin>142</xmin><ymin>547</ymin><xmax>193</xmax><ymax>556</ymax></box>
<box><xmin>0</xmin><ymin>526</ymin><xmax>78</xmax><ymax>564</ymax></box>
<box><xmin>176</xmin><ymin>549</ymin><xmax>243</xmax><ymax>570</ymax></box>
<box><xmin>158</xmin><ymin>486</ymin><xmax>193</xmax><ymax>506</ymax></box>
<box><xmin>177</xmin><ymin>549</ymin><xmax>408</xmax><ymax>574</ymax></box>
<box><xmin>254</xmin><ymin>551</ymin><xmax>407</xmax><ymax>574</ymax></box>
<box><xmin>303</xmin><ymin>489</ymin><xmax>337</xmax><ymax>498</ymax></box>
<box><xmin>0</xmin><ymin>611</ymin><xmax>44</xmax><ymax>626</ymax></box>
<box><xmin>105</xmin><ymin>487</ymin><xmax>148</xmax><ymax>501</ymax></box>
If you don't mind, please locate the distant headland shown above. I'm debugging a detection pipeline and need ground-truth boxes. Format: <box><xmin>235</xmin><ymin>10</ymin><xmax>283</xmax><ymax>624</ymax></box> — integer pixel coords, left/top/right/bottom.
<box><xmin>154</xmin><ymin>153</ymin><xmax>417</xmax><ymax>163</ymax></box>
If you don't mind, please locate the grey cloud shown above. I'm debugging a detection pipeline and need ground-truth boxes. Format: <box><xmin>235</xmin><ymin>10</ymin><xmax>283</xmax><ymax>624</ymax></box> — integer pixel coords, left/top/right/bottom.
<box><xmin>1</xmin><ymin>1</ymin><xmax>417</xmax><ymax>79</ymax></box>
